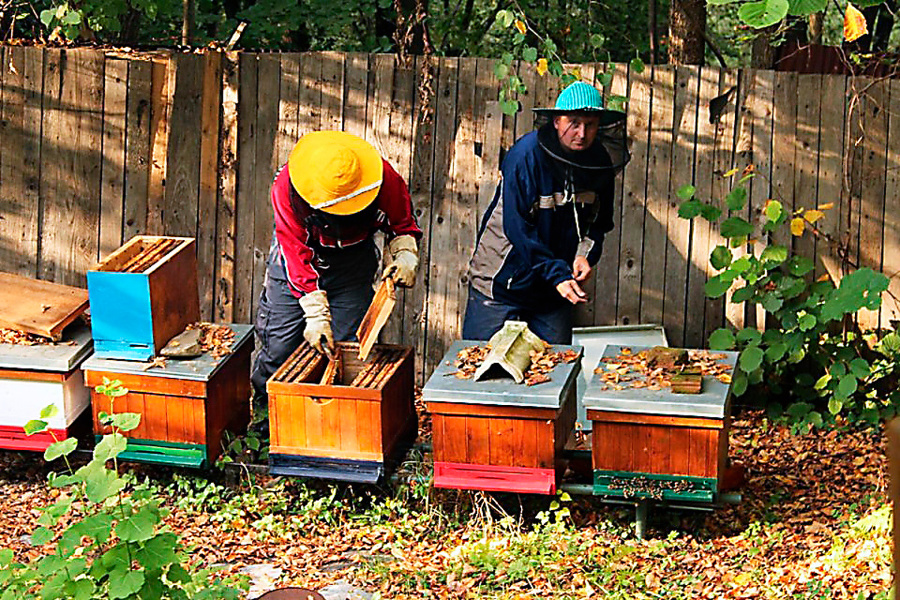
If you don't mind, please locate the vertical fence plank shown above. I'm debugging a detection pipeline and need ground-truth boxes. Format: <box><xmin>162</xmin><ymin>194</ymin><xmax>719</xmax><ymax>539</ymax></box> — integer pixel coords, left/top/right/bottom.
<box><xmin>275</xmin><ymin>53</ymin><xmax>300</xmax><ymax>169</ymax></box>
<box><xmin>298</xmin><ymin>52</ymin><xmax>323</xmax><ymax>136</ymax></box>
<box><xmin>858</xmin><ymin>79</ymin><xmax>888</xmax><ymax>329</ymax></box>
<box><xmin>663</xmin><ymin>65</ymin><xmax>700</xmax><ymax>345</ymax></box>
<box><xmin>147</xmin><ymin>52</ymin><xmax>173</xmax><ymax>235</ymax></box>
<box><xmin>705</xmin><ymin>68</ymin><xmax>737</xmax><ymax>342</ymax></box>
<box><xmin>770</xmin><ymin>72</ymin><xmax>798</xmax><ymax>252</ymax></box>
<box><xmin>843</xmin><ymin>76</ymin><xmax>866</xmax><ymax>278</ymax></box>
<box><xmin>617</xmin><ymin>64</ymin><xmax>648</xmax><ymax>327</ymax></box>
<box><xmin>197</xmin><ymin>51</ymin><xmax>223</xmax><ymax>322</ymax></box>
<box><xmin>423</xmin><ymin>57</ymin><xmax>459</xmax><ymax>377</ymax></box>
<box><xmin>21</xmin><ymin>47</ymin><xmax>44</xmax><ymax>279</ymax></box>
<box><xmin>684</xmin><ymin>66</ymin><xmax>719</xmax><ymax>347</ymax></box>
<box><xmin>592</xmin><ymin>63</ymin><xmax>628</xmax><ymax>326</ymax></box>
<box><xmin>252</xmin><ymin>54</ymin><xmax>280</xmax><ymax>323</ymax></box>
<box><xmin>640</xmin><ymin>66</ymin><xmax>675</xmax><ymax>328</ymax></box>
<box><xmin>743</xmin><ymin>69</ymin><xmax>775</xmax><ymax>331</ymax></box>
<box><xmin>320</xmin><ymin>51</ymin><xmax>343</xmax><ymax>131</ymax></box>
<box><xmin>408</xmin><ymin>55</ymin><xmax>437</xmax><ymax>383</ymax></box>
<box><xmin>0</xmin><ymin>46</ymin><xmax>29</xmax><ymax>275</ymax></box>
<box><xmin>881</xmin><ymin>78</ymin><xmax>900</xmax><ymax>327</ymax></box>
<box><xmin>793</xmin><ymin>74</ymin><xmax>823</xmax><ymax>268</ymax></box>
<box><xmin>343</xmin><ymin>52</ymin><xmax>368</xmax><ymax>138</ymax></box>
<box><xmin>215</xmin><ymin>51</ymin><xmax>239</xmax><ymax>323</ymax></box>
<box><xmin>164</xmin><ymin>53</ymin><xmax>204</xmax><ymax>238</ymax></box>
<box><xmin>122</xmin><ymin>59</ymin><xmax>151</xmax><ymax>241</ymax></box>
<box><xmin>233</xmin><ymin>52</ymin><xmax>258</xmax><ymax>323</ymax></box>
<box><xmin>814</xmin><ymin>74</ymin><xmax>846</xmax><ymax>283</ymax></box>
<box><xmin>38</xmin><ymin>49</ymin><xmax>62</xmax><ymax>280</ymax></box>
<box><xmin>99</xmin><ymin>57</ymin><xmax>128</xmax><ymax>260</ymax></box>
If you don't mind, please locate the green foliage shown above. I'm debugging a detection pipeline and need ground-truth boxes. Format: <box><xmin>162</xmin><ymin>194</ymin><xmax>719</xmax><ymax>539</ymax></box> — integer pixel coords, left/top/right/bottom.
<box><xmin>1</xmin><ymin>380</ymin><xmax>247</xmax><ymax>599</ymax></box>
<box><xmin>678</xmin><ymin>178</ymin><xmax>896</xmax><ymax>430</ymax></box>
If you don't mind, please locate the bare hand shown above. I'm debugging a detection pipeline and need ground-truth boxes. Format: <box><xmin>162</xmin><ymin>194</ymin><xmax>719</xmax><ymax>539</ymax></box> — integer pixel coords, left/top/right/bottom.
<box><xmin>573</xmin><ymin>256</ymin><xmax>591</xmax><ymax>282</ymax></box>
<box><xmin>556</xmin><ymin>279</ymin><xmax>588</xmax><ymax>304</ymax></box>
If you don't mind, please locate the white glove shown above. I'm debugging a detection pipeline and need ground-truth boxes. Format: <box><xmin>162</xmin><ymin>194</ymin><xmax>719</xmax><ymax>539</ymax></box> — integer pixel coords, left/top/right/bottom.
<box><xmin>384</xmin><ymin>235</ymin><xmax>419</xmax><ymax>288</ymax></box>
<box><xmin>299</xmin><ymin>290</ymin><xmax>334</xmax><ymax>357</ymax></box>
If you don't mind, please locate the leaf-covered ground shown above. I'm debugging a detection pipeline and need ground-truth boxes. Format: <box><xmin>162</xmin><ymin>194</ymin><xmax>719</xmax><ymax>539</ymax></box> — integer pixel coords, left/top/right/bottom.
<box><xmin>0</xmin><ymin>410</ymin><xmax>891</xmax><ymax>599</ymax></box>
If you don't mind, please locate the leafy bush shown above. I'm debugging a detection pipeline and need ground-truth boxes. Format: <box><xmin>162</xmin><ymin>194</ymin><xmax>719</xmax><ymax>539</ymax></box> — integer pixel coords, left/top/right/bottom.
<box><xmin>677</xmin><ymin>173</ymin><xmax>896</xmax><ymax>429</ymax></box>
<box><xmin>0</xmin><ymin>378</ymin><xmax>247</xmax><ymax>600</ymax></box>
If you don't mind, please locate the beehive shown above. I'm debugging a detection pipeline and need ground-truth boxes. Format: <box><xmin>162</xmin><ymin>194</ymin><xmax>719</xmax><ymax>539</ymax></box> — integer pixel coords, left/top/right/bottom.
<box><xmin>582</xmin><ymin>344</ymin><xmax>739</xmax><ymax>502</ymax></box>
<box><xmin>87</xmin><ymin>236</ymin><xmax>200</xmax><ymax>360</ymax></box>
<box><xmin>82</xmin><ymin>324</ymin><xmax>252</xmax><ymax>467</ymax></box>
<box><xmin>267</xmin><ymin>341</ymin><xmax>416</xmax><ymax>483</ymax></box>
<box><xmin>0</xmin><ymin>322</ymin><xmax>92</xmax><ymax>451</ymax></box>
<box><xmin>422</xmin><ymin>340</ymin><xmax>582</xmax><ymax>495</ymax></box>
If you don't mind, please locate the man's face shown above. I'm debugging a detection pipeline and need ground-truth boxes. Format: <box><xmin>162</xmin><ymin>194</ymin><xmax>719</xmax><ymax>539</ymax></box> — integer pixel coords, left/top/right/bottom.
<box><xmin>553</xmin><ymin>114</ymin><xmax>602</xmax><ymax>152</ymax></box>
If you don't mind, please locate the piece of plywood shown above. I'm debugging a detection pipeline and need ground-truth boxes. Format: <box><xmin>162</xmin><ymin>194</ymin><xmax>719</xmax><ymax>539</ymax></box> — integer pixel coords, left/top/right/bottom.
<box><xmin>356</xmin><ymin>277</ymin><xmax>396</xmax><ymax>361</ymax></box>
<box><xmin>0</xmin><ymin>272</ymin><xmax>89</xmax><ymax>340</ymax></box>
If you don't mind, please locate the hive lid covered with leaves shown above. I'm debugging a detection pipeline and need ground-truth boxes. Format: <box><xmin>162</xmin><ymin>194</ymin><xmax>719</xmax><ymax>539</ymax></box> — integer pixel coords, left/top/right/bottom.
<box><xmin>583</xmin><ymin>344</ymin><xmax>739</xmax><ymax>419</ymax></box>
<box><xmin>423</xmin><ymin>340</ymin><xmax>583</xmax><ymax>409</ymax></box>
<box><xmin>0</xmin><ymin>321</ymin><xmax>93</xmax><ymax>372</ymax></box>
<box><xmin>82</xmin><ymin>324</ymin><xmax>253</xmax><ymax>382</ymax></box>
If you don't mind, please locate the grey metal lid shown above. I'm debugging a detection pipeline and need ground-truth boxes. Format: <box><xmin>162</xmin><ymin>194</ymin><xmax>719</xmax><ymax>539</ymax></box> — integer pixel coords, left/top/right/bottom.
<box><xmin>582</xmin><ymin>344</ymin><xmax>739</xmax><ymax>419</ymax></box>
<box><xmin>422</xmin><ymin>340</ymin><xmax>583</xmax><ymax>409</ymax></box>
<box><xmin>0</xmin><ymin>321</ymin><xmax>93</xmax><ymax>372</ymax></box>
<box><xmin>82</xmin><ymin>324</ymin><xmax>253</xmax><ymax>382</ymax></box>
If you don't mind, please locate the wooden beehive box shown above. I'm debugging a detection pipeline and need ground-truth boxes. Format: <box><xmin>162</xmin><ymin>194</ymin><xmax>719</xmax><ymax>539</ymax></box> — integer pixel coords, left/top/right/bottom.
<box><xmin>267</xmin><ymin>341</ymin><xmax>416</xmax><ymax>483</ymax></box>
<box><xmin>582</xmin><ymin>344</ymin><xmax>739</xmax><ymax>502</ymax></box>
<box><xmin>82</xmin><ymin>324</ymin><xmax>252</xmax><ymax>467</ymax></box>
<box><xmin>422</xmin><ymin>340</ymin><xmax>582</xmax><ymax>495</ymax></box>
<box><xmin>87</xmin><ymin>236</ymin><xmax>200</xmax><ymax>361</ymax></box>
<box><xmin>0</xmin><ymin>322</ymin><xmax>93</xmax><ymax>451</ymax></box>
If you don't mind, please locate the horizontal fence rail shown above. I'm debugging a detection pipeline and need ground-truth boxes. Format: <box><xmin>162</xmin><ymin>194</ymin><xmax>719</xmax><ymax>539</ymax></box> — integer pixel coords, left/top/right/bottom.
<box><xmin>1</xmin><ymin>47</ymin><xmax>898</xmax><ymax>383</ymax></box>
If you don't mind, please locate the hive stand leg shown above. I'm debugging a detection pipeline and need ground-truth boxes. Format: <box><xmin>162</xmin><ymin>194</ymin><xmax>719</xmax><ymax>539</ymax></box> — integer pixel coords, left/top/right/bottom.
<box><xmin>634</xmin><ymin>500</ymin><xmax>650</xmax><ymax>540</ymax></box>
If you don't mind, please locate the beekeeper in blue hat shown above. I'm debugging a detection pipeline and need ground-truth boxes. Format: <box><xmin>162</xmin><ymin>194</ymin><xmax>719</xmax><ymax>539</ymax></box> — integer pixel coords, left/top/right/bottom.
<box><xmin>463</xmin><ymin>81</ymin><xmax>629</xmax><ymax>344</ymax></box>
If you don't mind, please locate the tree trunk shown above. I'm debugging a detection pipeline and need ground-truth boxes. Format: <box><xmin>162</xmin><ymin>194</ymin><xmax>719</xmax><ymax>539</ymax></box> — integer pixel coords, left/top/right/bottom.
<box><xmin>751</xmin><ymin>28</ymin><xmax>777</xmax><ymax>69</ymax></box>
<box><xmin>809</xmin><ymin>12</ymin><xmax>823</xmax><ymax>44</ymax></box>
<box><xmin>668</xmin><ymin>0</ymin><xmax>706</xmax><ymax>65</ymax></box>
<box><xmin>182</xmin><ymin>0</ymin><xmax>195</xmax><ymax>46</ymax></box>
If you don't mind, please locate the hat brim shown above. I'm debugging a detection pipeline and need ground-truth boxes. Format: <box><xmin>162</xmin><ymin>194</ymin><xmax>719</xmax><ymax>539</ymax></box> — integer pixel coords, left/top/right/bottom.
<box><xmin>533</xmin><ymin>107</ymin><xmax>626</xmax><ymax>127</ymax></box>
<box><xmin>288</xmin><ymin>131</ymin><xmax>383</xmax><ymax>216</ymax></box>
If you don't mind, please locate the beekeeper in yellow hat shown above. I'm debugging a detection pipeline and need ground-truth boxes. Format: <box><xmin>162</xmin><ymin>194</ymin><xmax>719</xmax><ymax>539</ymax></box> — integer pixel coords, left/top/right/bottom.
<box><xmin>251</xmin><ymin>131</ymin><xmax>422</xmax><ymax>415</ymax></box>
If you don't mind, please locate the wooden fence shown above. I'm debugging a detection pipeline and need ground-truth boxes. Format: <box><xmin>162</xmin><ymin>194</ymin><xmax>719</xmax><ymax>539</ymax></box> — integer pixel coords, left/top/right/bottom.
<box><xmin>1</xmin><ymin>46</ymin><xmax>898</xmax><ymax>383</ymax></box>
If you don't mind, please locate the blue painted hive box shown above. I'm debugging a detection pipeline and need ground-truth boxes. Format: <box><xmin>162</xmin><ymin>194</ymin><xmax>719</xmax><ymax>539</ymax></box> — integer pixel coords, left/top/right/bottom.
<box><xmin>87</xmin><ymin>236</ymin><xmax>200</xmax><ymax>361</ymax></box>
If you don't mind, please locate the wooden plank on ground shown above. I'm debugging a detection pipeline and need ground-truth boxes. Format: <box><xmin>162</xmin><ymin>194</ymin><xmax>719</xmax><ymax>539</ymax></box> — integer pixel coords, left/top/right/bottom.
<box><xmin>99</xmin><ymin>56</ymin><xmax>128</xmax><ymax>260</ymax></box>
<box><xmin>663</xmin><ymin>65</ymin><xmax>700</xmax><ymax>346</ymax></box>
<box><xmin>0</xmin><ymin>46</ymin><xmax>28</xmax><ymax>275</ymax></box>
<box><xmin>164</xmin><ymin>52</ymin><xmax>204</xmax><ymax>238</ymax></box>
<box><xmin>882</xmin><ymin>78</ymin><xmax>900</xmax><ymax>327</ymax></box>
<box><xmin>684</xmin><ymin>66</ymin><xmax>720</xmax><ymax>347</ymax></box>
<box><xmin>123</xmin><ymin>58</ymin><xmax>152</xmax><ymax>241</ymax></box>
<box><xmin>252</xmin><ymin>54</ymin><xmax>280</xmax><ymax>323</ymax></box>
<box><xmin>0</xmin><ymin>272</ymin><xmax>88</xmax><ymax>340</ymax></box>
<box><xmin>233</xmin><ymin>52</ymin><xmax>258</xmax><ymax>323</ymax></box>
<box><xmin>215</xmin><ymin>51</ymin><xmax>239</xmax><ymax>323</ymax></box>
<box><xmin>640</xmin><ymin>65</ymin><xmax>674</xmax><ymax>328</ymax></box>
<box><xmin>197</xmin><ymin>51</ymin><xmax>223</xmax><ymax>321</ymax></box>
<box><xmin>857</xmin><ymin>78</ymin><xmax>888</xmax><ymax>330</ymax></box>
<box><xmin>407</xmin><ymin>55</ymin><xmax>438</xmax><ymax>383</ymax></box>
<box><xmin>592</xmin><ymin>63</ymin><xmax>628</xmax><ymax>325</ymax></box>
<box><xmin>343</xmin><ymin>52</ymin><xmax>368</xmax><ymax>138</ymax></box>
<box><xmin>814</xmin><ymin>74</ymin><xmax>846</xmax><ymax>283</ymax></box>
<box><xmin>147</xmin><ymin>52</ymin><xmax>174</xmax><ymax>235</ymax></box>
<box><xmin>423</xmin><ymin>57</ymin><xmax>460</xmax><ymax>377</ymax></box>
<box><xmin>617</xmin><ymin>64</ymin><xmax>649</xmax><ymax>327</ymax></box>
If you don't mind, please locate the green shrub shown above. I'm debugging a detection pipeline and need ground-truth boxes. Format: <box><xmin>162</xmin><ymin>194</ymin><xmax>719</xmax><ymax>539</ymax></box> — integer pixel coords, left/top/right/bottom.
<box><xmin>0</xmin><ymin>378</ymin><xmax>247</xmax><ymax>600</ymax></box>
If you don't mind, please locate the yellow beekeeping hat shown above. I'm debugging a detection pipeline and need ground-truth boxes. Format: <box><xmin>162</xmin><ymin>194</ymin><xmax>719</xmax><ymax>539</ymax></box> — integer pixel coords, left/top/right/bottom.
<box><xmin>288</xmin><ymin>131</ymin><xmax>383</xmax><ymax>215</ymax></box>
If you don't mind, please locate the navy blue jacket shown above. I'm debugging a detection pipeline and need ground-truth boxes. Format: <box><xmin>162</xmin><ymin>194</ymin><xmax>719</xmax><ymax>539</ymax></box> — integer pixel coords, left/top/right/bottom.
<box><xmin>468</xmin><ymin>124</ymin><xmax>616</xmax><ymax>308</ymax></box>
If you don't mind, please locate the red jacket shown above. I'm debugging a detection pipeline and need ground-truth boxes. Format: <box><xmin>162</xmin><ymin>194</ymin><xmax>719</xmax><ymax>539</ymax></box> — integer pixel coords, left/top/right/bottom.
<box><xmin>272</xmin><ymin>159</ymin><xmax>422</xmax><ymax>297</ymax></box>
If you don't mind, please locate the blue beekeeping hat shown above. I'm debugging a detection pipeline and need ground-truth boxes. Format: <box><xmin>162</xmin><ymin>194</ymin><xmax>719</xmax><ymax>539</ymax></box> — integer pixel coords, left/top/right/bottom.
<box><xmin>534</xmin><ymin>81</ymin><xmax>625</xmax><ymax>126</ymax></box>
